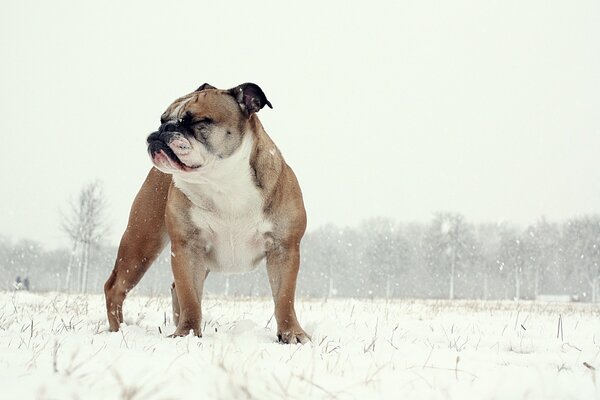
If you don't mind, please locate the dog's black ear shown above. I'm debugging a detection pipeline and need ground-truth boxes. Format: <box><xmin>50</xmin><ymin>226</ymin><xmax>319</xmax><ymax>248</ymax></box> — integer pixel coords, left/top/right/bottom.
<box><xmin>229</xmin><ymin>83</ymin><xmax>273</xmax><ymax>116</ymax></box>
<box><xmin>196</xmin><ymin>83</ymin><xmax>216</xmax><ymax>91</ymax></box>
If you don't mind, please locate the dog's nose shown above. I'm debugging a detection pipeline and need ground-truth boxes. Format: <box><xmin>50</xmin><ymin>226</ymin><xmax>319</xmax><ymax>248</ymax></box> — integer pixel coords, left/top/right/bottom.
<box><xmin>160</xmin><ymin>121</ymin><xmax>178</xmax><ymax>133</ymax></box>
<box><xmin>147</xmin><ymin>131</ymin><xmax>160</xmax><ymax>143</ymax></box>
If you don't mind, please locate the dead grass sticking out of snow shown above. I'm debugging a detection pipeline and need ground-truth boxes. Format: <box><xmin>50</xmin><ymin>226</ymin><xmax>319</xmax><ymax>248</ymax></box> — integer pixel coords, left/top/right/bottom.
<box><xmin>1</xmin><ymin>291</ymin><xmax>599</xmax><ymax>400</ymax></box>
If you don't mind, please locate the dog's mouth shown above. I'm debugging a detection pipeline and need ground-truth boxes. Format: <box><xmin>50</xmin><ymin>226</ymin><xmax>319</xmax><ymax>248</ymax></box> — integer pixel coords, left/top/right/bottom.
<box><xmin>147</xmin><ymin>134</ymin><xmax>202</xmax><ymax>172</ymax></box>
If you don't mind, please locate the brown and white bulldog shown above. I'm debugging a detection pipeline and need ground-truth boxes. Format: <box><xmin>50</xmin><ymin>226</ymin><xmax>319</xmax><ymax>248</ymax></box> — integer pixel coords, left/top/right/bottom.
<box><xmin>103</xmin><ymin>83</ymin><xmax>309</xmax><ymax>344</ymax></box>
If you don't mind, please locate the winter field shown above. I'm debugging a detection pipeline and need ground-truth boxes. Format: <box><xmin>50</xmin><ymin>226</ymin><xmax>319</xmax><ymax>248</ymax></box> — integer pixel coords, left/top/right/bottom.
<box><xmin>1</xmin><ymin>291</ymin><xmax>600</xmax><ymax>400</ymax></box>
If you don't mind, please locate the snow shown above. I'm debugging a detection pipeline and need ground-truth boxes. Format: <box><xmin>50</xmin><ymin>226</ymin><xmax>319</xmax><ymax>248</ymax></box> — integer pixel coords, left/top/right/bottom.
<box><xmin>1</xmin><ymin>291</ymin><xmax>600</xmax><ymax>399</ymax></box>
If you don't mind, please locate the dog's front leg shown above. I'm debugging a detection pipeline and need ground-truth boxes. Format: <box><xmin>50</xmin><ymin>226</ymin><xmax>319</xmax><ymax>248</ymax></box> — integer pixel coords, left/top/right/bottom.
<box><xmin>171</xmin><ymin>269</ymin><xmax>209</xmax><ymax>327</ymax></box>
<box><xmin>169</xmin><ymin>241</ymin><xmax>207</xmax><ymax>337</ymax></box>
<box><xmin>266</xmin><ymin>244</ymin><xmax>310</xmax><ymax>344</ymax></box>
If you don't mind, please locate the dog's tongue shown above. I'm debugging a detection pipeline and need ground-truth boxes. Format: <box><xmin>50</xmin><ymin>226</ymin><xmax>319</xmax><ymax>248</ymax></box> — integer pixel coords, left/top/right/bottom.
<box><xmin>169</xmin><ymin>137</ymin><xmax>192</xmax><ymax>156</ymax></box>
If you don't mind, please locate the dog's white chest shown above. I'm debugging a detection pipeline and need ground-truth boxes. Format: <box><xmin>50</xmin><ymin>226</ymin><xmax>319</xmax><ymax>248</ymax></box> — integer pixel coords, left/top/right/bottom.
<box><xmin>192</xmin><ymin>208</ymin><xmax>271</xmax><ymax>273</ymax></box>
<box><xmin>173</xmin><ymin>136</ymin><xmax>271</xmax><ymax>273</ymax></box>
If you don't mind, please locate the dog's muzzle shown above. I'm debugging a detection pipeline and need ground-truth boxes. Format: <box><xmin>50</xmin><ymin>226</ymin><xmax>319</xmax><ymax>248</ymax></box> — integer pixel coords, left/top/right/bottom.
<box><xmin>147</xmin><ymin>121</ymin><xmax>201</xmax><ymax>171</ymax></box>
<box><xmin>147</xmin><ymin>121</ymin><xmax>183</xmax><ymax>156</ymax></box>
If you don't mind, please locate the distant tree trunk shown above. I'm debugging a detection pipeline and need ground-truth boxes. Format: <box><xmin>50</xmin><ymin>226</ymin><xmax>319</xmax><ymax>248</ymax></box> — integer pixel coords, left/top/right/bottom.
<box><xmin>80</xmin><ymin>240</ymin><xmax>90</xmax><ymax>293</ymax></box>
<box><xmin>328</xmin><ymin>276</ymin><xmax>335</xmax><ymax>299</ymax></box>
<box><xmin>449</xmin><ymin>247</ymin><xmax>456</xmax><ymax>300</ymax></box>
<box><xmin>592</xmin><ymin>277</ymin><xmax>599</xmax><ymax>303</ymax></box>
<box><xmin>514</xmin><ymin>267</ymin><xmax>521</xmax><ymax>300</ymax></box>
<box><xmin>65</xmin><ymin>243</ymin><xmax>77</xmax><ymax>292</ymax></box>
<box><xmin>385</xmin><ymin>275</ymin><xmax>391</xmax><ymax>299</ymax></box>
<box><xmin>327</xmin><ymin>262</ymin><xmax>335</xmax><ymax>299</ymax></box>
<box><xmin>92</xmin><ymin>264</ymin><xmax>101</xmax><ymax>294</ymax></box>
<box><xmin>482</xmin><ymin>273</ymin><xmax>489</xmax><ymax>300</ymax></box>
<box><xmin>534</xmin><ymin>265</ymin><xmax>540</xmax><ymax>298</ymax></box>
<box><xmin>224</xmin><ymin>275</ymin><xmax>230</xmax><ymax>296</ymax></box>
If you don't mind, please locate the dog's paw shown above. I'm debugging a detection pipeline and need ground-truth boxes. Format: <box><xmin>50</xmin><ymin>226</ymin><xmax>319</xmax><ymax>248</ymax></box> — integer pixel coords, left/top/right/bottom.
<box><xmin>168</xmin><ymin>328</ymin><xmax>201</xmax><ymax>338</ymax></box>
<box><xmin>277</xmin><ymin>330</ymin><xmax>311</xmax><ymax>345</ymax></box>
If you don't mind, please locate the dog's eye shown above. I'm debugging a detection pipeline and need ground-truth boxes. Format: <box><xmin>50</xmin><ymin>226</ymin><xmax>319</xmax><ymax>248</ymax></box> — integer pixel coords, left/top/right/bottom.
<box><xmin>195</xmin><ymin>117</ymin><xmax>213</xmax><ymax>125</ymax></box>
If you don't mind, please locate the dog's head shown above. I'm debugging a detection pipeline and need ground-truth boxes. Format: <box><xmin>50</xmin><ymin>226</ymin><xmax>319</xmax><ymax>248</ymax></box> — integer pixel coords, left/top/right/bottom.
<box><xmin>147</xmin><ymin>83</ymin><xmax>272</xmax><ymax>174</ymax></box>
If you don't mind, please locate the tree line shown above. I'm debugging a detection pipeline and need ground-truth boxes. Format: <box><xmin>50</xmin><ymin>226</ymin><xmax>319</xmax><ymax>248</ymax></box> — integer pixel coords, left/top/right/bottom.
<box><xmin>299</xmin><ymin>214</ymin><xmax>600</xmax><ymax>302</ymax></box>
<box><xmin>1</xmin><ymin>211</ymin><xmax>600</xmax><ymax>302</ymax></box>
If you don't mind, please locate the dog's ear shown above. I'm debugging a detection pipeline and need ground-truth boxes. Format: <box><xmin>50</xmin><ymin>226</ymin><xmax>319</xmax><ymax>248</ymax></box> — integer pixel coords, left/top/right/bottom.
<box><xmin>229</xmin><ymin>83</ymin><xmax>273</xmax><ymax>116</ymax></box>
<box><xmin>196</xmin><ymin>83</ymin><xmax>216</xmax><ymax>91</ymax></box>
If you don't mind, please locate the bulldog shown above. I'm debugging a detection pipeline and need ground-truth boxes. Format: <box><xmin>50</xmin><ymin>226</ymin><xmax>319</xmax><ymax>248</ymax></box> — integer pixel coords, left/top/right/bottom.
<box><xmin>103</xmin><ymin>83</ymin><xmax>309</xmax><ymax>344</ymax></box>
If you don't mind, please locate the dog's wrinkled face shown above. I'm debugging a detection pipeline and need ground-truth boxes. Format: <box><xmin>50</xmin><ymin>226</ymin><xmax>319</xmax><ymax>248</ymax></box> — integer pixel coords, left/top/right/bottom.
<box><xmin>147</xmin><ymin>83</ymin><xmax>271</xmax><ymax>175</ymax></box>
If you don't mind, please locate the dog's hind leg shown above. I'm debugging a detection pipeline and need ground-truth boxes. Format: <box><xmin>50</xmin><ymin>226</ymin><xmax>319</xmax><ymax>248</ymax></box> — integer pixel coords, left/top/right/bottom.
<box><xmin>104</xmin><ymin>168</ymin><xmax>171</xmax><ymax>332</ymax></box>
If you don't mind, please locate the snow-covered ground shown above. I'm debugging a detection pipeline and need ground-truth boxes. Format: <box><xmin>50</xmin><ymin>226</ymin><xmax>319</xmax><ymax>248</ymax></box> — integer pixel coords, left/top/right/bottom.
<box><xmin>1</xmin><ymin>291</ymin><xmax>599</xmax><ymax>399</ymax></box>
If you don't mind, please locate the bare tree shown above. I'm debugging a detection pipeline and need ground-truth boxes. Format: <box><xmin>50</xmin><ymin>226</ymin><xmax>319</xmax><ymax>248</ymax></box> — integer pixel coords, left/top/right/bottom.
<box><xmin>424</xmin><ymin>212</ymin><xmax>475</xmax><ymax>300</ymax></box>
<box><xmin>497</xmin><ymin>224</ymin><xmax>529</xmax><ymax>300</ymax></box>
<box><xmin>62</xmin><ymin>181</ymin><xmax>108</xmax><ymax>293</ymax></box>
<box><xmin>361</xmin><ymin>218</ymin><xmax>408</xmax><ymax>299</ymax></box>
<box><xmin>474</xmin><ymin>223</ymin><xmax>502</xmax><ymax>300</ymax></box>
<box><xmin>522</xmin><ymin>217</ymin><xmax>560</xmax><ymax>299</ymax></box>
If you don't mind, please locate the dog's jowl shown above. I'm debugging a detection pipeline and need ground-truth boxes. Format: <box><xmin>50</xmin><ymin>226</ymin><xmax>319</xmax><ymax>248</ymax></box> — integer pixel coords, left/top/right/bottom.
<box><xmin>104</xmin><ymin>83</ymin><xmax>309</xmax><ymax>344</ymax></box>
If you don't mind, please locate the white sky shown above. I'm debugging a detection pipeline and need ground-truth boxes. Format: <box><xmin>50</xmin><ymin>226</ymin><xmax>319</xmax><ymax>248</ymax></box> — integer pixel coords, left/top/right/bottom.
<box><xmin>1</xmin><ymin>0</ymin><xmax>599</xmax><ymax>249</ymax></box>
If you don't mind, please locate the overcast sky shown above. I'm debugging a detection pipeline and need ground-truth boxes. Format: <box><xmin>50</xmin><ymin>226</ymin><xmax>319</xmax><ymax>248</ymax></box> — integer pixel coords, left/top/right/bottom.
<box><xmin>1</xmin><ymin>0</ymin><xmax>599</xmax><ymax>248</ymax></box>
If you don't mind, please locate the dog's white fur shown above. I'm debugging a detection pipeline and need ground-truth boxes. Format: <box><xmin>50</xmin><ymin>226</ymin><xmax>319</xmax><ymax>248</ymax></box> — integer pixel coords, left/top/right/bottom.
<box><xmin>172</xmin><ymin>133</ymin><xmax>272</xmax><ymax>273</ymax></box>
